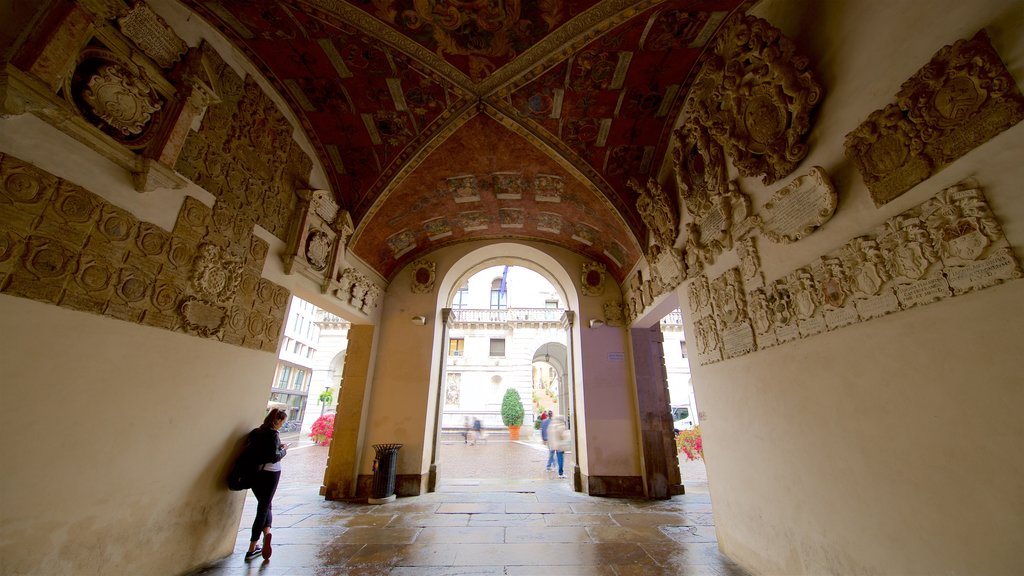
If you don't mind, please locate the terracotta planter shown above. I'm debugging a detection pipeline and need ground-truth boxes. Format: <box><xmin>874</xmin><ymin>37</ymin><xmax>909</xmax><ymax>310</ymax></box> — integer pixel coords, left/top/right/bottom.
<box><xmin>507</xmin><ymin>425</ymin><xmax>521</xmax><ymax>441</ymax></box>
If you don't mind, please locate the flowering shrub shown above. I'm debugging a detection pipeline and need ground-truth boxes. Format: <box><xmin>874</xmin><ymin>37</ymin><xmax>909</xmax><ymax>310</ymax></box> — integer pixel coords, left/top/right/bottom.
<box><xmin>676</xmin><ymin>426</ymin><xmax>704</xmax><ymax>461</ymax></box>
<box><xmin>309</xmin><ymin>413</ymin><xmax>336</xmax><ymax>446</ymax></box>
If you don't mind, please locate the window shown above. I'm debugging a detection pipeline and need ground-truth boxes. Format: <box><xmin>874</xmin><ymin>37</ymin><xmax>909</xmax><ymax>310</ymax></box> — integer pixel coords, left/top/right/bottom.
<box><xmin>680</xmin><ymin>341</ymin><xmax>688</xmax><ymax>359</ymax></box>
<box><xmin>293</xmin><ymin>368</ymin><xmax>306</xmax><ymax>391</ymax></box>
<box><xmin>452</xmin><ymin>284</ymin><xmax>468</xmax><ymax>309</ymax></box>
<box><xmin>545</xmin><ymin>299</ymin><xmax>559</xmax><ymax>308</ymax></box>
<box><xmin>307</xmin><ymin>347</ymin><xmax>315</xmax><ymax>359</ymax></box>
<box><xmin>277</xmin><ymin>365</ymin><xmax>292</xmax><ymax>389</ymax></box>
<box><xmin>448</xmin><ymin>338</ymin><xmax>464</xmax><ymax>356</ymax></box>
<box><xmin>489</xmin><ymin>338</ymin><xmax>506</xmax><ymax>357</ymax></box>
<box><xmin>293</xmin><ymin>341</ymin><xmax>302</xmax><ymax>353</ymax></box>
<box><xmin>489</xmin><ymin>278</ymin><xmax>507</xmax><ymax>309</ymax></box>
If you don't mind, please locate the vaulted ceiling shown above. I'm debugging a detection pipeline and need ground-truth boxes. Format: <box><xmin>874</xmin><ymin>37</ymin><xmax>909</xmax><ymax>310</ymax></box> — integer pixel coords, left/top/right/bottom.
<box><xmin>181</xmin><ymin>0</ymin><xmax>749</xmax><ymax>281</ymax></box>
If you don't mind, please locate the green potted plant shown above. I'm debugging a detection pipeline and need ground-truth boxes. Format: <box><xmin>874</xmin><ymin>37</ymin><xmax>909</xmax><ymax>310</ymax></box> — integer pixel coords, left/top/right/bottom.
<box><xmin>501</xmin><ymin>388</ymin><xmax>525</xmax><ymax>441</ymax></box>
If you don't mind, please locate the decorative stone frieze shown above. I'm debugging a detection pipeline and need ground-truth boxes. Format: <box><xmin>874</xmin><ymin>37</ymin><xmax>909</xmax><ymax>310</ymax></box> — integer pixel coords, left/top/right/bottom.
<box><xmin>0</xmin><ymin>153</ymin><xmax>289</xmax><ymax>352</ymax></box>
<box><xmin>846</xmin><ymin>31</ymin><xmax>1024</xmax><ymax>206</ymax></box>
<box><xmin>686</xmin><ymin>179</ymin><xmax>1020</xmax><ymax>365</ymax></box>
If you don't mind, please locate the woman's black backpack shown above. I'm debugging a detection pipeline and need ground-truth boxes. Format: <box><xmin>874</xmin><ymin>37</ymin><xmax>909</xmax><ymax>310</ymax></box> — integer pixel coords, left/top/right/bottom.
<box><xmin>227</xmin><ymin>428</ymin><xmax>259</xmax><ymax>491</ymax></box>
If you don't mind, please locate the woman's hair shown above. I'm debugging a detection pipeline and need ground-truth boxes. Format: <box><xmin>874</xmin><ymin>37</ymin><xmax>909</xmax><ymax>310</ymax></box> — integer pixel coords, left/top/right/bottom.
<box><xmin>263</xmin><ymin>408</ymin><xmax>288</xmax><ymax>427</ymax></box>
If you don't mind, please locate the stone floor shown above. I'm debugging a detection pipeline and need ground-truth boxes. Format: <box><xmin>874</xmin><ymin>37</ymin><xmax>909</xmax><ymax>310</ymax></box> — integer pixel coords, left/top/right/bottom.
<box><xmin>189</xmin><ymin>441</ymin><xmax>740</xmax><ymax>576</ymax></box>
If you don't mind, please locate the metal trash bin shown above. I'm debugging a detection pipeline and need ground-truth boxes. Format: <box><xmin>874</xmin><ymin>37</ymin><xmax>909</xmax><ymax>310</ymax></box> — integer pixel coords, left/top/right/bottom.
<box><xmin>369</xmin><ymin>443</ymin><xmax>402</xmax><ymax>504</ymax></box>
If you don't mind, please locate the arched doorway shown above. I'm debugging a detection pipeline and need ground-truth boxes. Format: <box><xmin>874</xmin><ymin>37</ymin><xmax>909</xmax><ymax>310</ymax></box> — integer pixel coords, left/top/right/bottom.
<box><xmin>431</xmin><ymin>263</ymin><xmax>575</xmax><ymax>486</ymax></box>
<box><xmin>426</xmin><ymin>244</ymin><xmax>582</xmax><ymax>492</ymax></box>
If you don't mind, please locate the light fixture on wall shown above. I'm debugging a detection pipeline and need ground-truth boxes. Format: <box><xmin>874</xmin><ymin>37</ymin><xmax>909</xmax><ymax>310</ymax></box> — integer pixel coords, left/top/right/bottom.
<box><xmin>411</xmin><ymin>315</ymin><xmax>427</xmax><ymax>325</ymax></box>
<box><xmin>589</xmin><ymin>318</ymin><xmax>605</xmax><ymax>328</ymax></box>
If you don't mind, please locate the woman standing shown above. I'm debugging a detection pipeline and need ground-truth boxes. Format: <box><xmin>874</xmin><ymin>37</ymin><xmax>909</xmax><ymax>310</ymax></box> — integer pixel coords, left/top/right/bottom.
<box><xmin>245</xmin><ymin>408</ymin><xmax>289</xmax><ymax>561</ymax></box>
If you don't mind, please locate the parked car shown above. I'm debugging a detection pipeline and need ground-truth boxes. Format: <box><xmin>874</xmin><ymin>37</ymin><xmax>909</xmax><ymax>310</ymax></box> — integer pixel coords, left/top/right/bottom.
<box><xmin>671</xmin><ymin>405</ymin><xmax>694</xmax><ymax>434</ymax></box>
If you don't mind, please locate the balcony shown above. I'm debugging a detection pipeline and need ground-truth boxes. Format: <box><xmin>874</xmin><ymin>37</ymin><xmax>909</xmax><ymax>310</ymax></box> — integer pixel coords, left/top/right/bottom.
<box><xmin>449</xmin><ymin>308</ymin><xmax>570</xmax><ymax>330</ymax></box>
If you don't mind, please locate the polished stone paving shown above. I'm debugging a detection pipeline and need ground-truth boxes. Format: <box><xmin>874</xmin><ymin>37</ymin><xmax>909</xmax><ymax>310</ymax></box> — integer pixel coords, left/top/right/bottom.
<box><xmin>189</xmin><ymin>476</ymin><xmax>750</xmax><ymax>576</ymax></box>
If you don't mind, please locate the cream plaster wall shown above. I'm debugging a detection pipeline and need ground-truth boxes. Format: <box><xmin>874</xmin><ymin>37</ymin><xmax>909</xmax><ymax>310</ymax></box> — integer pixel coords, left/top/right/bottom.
<box><xmin>0</xmin><ymin>295</ymin><xmax>276</xmax><ymax>575</ymax></box>
<box><xmin>358</xmin><ymin>240</ymin><xmax>642</xmax><ymax>485</ymax></box>
<box><xmin>682</xmin><ymin>0</ymin><xmax>1024</xmax><ymax>573</ymax></box>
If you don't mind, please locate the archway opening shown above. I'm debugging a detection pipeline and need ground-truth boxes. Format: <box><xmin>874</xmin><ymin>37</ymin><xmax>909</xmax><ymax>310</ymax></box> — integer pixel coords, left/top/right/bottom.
<box><xmin>436</xmin><ymin>264</ymin><xmax>572</xmax><ymax>486</ymax></box>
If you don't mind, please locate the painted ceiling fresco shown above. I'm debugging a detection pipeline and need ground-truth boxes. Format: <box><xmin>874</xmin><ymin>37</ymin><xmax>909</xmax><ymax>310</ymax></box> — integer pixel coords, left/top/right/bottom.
<box><xmin>182</xmin><ymin>0</ymin><xmax>748</xmax><ymax>282</ymax></box>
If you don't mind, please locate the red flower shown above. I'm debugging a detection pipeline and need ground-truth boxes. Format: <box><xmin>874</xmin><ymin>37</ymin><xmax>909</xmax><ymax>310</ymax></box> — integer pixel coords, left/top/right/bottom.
<box><xmin>309</xmin><ymin>414</ymin><xmax>336</xmax><ymax>446</ymax></box>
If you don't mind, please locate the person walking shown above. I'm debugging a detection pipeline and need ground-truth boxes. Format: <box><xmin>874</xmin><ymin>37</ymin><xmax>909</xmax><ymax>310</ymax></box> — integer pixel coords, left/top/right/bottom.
<box><xmin>245</xmin><ymin>408</ymin><xmax>289</xmax><ymax>561</ymax></box>
<box><xmin>540</xmin><ymin>410</ymin><xmax>555</xmax><ymax>471</ymax></box>
<box><xmin>548</xmin><ymin>415</ymin><xmax>570</xmax><ymax>479</ymax></box>
<box><xmin>469</xmin><ymin>416</ymin><xmax>483</xmax><ymax>445</ymax></box>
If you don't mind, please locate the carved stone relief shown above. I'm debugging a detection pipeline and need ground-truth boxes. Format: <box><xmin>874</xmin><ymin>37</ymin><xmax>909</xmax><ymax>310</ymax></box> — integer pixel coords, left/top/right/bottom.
<box><xmin>672</xmin><ymin>120</ymin><xmax>726</xmax><ymax>222</ymax></box>
<box><xmin>581</xmin><ymin>261</ymin><xmax>606</xmax><ymax>297</ymax></box>
<box><xmin>688</xmin><ymin>14</ymin><xmax>823</xmax><ymax>185</ymax></box>
<box><xmin>737</xmin><ymin>237</ymin><xmax>763</xmax><ymax>289</ymax></box>
<box><xmin>752</xmin><ymin>167</ymin><xmax>837</xmax><ymax>244</ymax></box>
<box><xmin>283</xmin><ymin>190</ymin><xmax>351</xmax><ymax>294</ymax></box>
<box><xmin>410</xmin><ymin>258</ymin><xmax>436</xmax><ymax>294</ymax></box>
<box><xmin>603</xmin><ymin>301</ymin><xmax>625</xmax><ymax>327</ymax></box>
<box><xmin>175</xmin><ymin>69</ymin><xmax>311</xmax><ymax>240</ymax></box>
<box><xmin>630</xmin><ymin>177</ymin><xmax>677</xmax><ymax>252</ymax></box>
<box><xmin>336</xmin><ymin>267</ymin><xmax>381</xmax><ymax>314</ymax></box>
<box><xmin>0</xmin><ymin>153</ymin><xmax>289</xmax><ymax>352</ymax></box>
<box><xmin>81</xmin><ymin>63</ymin><xmax>163</xmax><ymax>137</ymax></box>
<box><xmin>710</xmin><ymin>267</ymin><xmax>755</xmax><ymax>359</ymax></box>
<box><xmin>681</xmin><ymin>179</ymin><xmax>751</xmax><ymax>277</ymax></box>
<box><xmin>846</xmin><ymin>31</ymin><xmax>1024</xmax><ymax>206</ymax></box>
<box><xmin>686</xmin><ymin>179</ymin><xmax>1020</xmax><ymax>366</ymax></box>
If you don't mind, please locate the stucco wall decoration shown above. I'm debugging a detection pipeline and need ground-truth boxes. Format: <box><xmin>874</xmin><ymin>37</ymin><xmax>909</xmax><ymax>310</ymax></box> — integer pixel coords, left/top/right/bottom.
<box><xmin>845</xmin><ymin>30</ymin><xmax>1024</xmax><ymax>206</ymax></box>
<box><xmin>175</xmin><ymin>45</ymin><xmax>312</xmax><ymax>241</ymax></box>
<box><xmin>0</xmin><ymin>154</ymin><xmax>289</xmax><ymax>352</ymax></box>
<box><xmin>410</xmin><ymin>258</ymin><xmax>436</xmax><ymax>294</ymax></box>
<box><xmin>688</xmin><ymin>180</ymin><xmax>1021</xmax><ymax>365</ymax></box>
<box><xmin>581</xmin><ymin>261</ymin><xmax>606</xmax><ymax>296</ymax></box>
<box><xmin>687</xmin><ymin>13</ymin><xmax>823</xmax><ymax>185</ymax></box>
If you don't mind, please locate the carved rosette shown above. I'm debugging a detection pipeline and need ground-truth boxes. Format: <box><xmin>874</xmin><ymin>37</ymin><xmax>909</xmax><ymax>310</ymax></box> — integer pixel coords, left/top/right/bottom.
<box><xmin>581</xmin><ymin>261</ymin><xmax>606</xmax><ymax>296</ymax></box>
<box><xmin>410</xmin><ymin>258</ymin><xmax>436</xmax><ymax>294</ymax></box>
<box><xmin>688</xmin><ymin>14</ymin><xmax>823</xmax><ymax>185</ymax></box>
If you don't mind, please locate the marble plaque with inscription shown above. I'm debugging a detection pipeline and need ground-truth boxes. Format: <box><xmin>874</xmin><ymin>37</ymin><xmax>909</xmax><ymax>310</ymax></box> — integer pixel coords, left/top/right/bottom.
<box><xmin>757</xmin><ymin>167</ymin><xmax>837</xmax><ymax>243</ymax></box>
<box><xmin>824</xmin><ymin>305</ymin><xmax>860</xmax><ymax>331</ymax></box>
<box><xmin>945</xmin><ymin>247</ymin><xmax>1022</xmax><ymax>294</ymax></box>
<box><xmin>775</xmin><ymin>322</ymin><xmax>801</xmax><ymax>344</ymax></box>
<box><xmin>118</xmin><ymin>4</ymin><xmax>188</xmax><ymax>68</ymax></box>
<box><xmin>894</xmin><ymin>268</ymin><xmax>950</xmax><ymax>309</ymax></box>
<box><xmin>722</xmin><ymin>321</ymin><xmax>756</xmax><ymax>358</ymax></box>
<box><xmin>854</xmin><ymin>290</ymin><xmax>899</xmax><ymax>320</ymax></box>
<box><xmin>798</xmin><ymin>316</ymin><xmax>826</xmax><ymax>338</ymax></box>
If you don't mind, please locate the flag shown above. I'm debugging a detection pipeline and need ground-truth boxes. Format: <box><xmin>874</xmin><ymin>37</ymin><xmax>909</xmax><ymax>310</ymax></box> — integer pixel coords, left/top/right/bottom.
<box><xmin>499</xmin><ymin>265</ymin><xmax>508</xmax><ymax>295</ymax></box>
